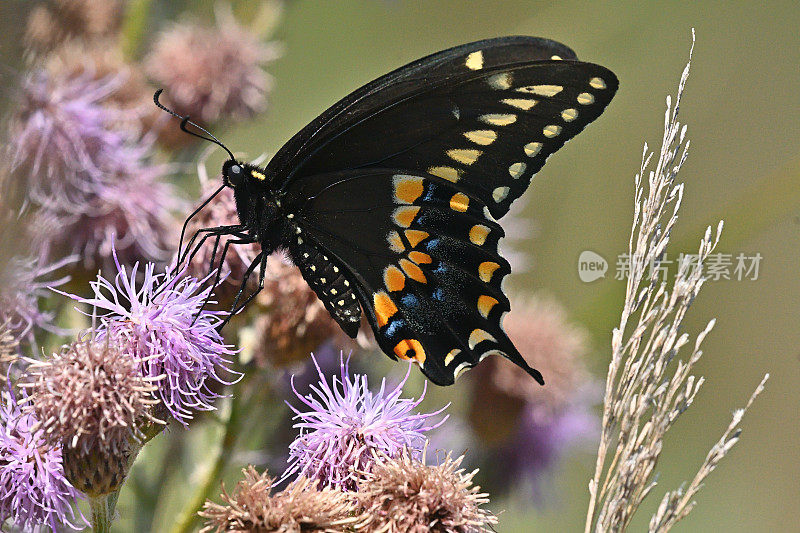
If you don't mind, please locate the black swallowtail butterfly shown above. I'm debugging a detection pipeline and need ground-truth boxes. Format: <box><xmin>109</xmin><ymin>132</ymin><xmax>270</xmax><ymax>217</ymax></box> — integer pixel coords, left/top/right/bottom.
<box><xmin>156</xmin><ymin>36</ymin><xmax>618</xmax><ymax>386</ymax></box>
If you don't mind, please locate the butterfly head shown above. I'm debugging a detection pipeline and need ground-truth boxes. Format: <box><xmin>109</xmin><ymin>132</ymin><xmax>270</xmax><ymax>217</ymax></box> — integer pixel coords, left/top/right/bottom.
<box><xmin>222</xmin><ymin>159</ymin><xmax>246</xmax><ymax>188</ymax></box>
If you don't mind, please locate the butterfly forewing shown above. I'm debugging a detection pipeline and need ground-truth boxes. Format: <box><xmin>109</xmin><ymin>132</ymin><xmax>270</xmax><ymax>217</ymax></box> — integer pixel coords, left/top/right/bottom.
<box><xmin>266</xmin><ymin>37</ymin><xmax>617</xmax><ymax>385</ymax></box>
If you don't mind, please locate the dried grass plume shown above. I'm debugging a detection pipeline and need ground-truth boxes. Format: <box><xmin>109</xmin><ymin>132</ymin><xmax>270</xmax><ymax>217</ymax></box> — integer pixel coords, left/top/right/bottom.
<box><xmin>583</xmin><ymin>31</ymin><xmax>768</xmax><ymax>533</ymax></box>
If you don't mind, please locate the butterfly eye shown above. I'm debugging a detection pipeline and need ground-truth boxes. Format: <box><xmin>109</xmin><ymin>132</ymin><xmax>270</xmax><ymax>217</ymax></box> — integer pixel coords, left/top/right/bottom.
<box><xmin>226</xmin><ymin>164</ymin><xmax>244</xmax><ymax>187</ymax></box>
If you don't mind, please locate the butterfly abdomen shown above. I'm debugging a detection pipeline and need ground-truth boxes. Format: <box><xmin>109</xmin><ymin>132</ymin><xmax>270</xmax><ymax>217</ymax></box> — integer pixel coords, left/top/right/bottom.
<box><xmin>290</xmin><ymin>238</ymin><xmax>362</xmax><ymax>338</ymax></box>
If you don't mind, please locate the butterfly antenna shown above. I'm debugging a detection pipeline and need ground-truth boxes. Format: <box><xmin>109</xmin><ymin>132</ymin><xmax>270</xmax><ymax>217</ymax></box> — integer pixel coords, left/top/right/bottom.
<box><xmin>153</xmin><ymin>89</ymin><xmax>236</xmax><ymax>161</ymax></box>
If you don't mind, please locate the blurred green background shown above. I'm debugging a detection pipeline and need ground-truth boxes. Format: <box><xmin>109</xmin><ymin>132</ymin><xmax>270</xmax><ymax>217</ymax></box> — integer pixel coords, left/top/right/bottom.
<box><xmin>2</xmin><ymin>1</ymin><xmax>799</xmax><ymax>531</ymax></box>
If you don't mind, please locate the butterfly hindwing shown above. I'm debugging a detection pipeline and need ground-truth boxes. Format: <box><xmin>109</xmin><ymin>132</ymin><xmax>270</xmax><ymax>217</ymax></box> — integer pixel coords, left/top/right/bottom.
<box><xmin>287</xmin><ymin>169</ymin><xmax>542</xmax><ymax>385</ymax></box>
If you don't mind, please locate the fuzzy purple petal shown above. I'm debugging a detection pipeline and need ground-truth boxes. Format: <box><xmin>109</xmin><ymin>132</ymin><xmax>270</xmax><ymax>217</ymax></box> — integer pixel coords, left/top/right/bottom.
<box><xmin>282</xmin><ymin>353</ymin><xmax>447</xmax><ymax>490</ymax></box>
<box><xmin>70</xmin><ymin>248</ymin><xmax>240</xmax><ymax>426</ymax></box>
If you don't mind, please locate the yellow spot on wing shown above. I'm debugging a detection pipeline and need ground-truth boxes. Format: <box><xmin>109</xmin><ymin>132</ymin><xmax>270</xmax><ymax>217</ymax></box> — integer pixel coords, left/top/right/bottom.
<box><xmin>251</xmin><ymin>170</ymin><xmax>266</xmax><ymax>181</ymax></box>
<box><xmin>590</xmin><ymin>77</ymin><xmax>607</xmax><ymax>89</ymax></box>
<box><xmin>393</xmin><ymin>175</ymin><xmax>424</xmax><ymax>204</ymax></box>
<box><xmin>469</xmin><ymin>225</ymin><xmax>490</xmax><ymax>245</ymax></box>
<box><xmin>383</xmin><ymin>265</ymin><xmax>406</xmax><ymax>292</ymax></box>
<box><xmin>517</xmin><ymin>84</ymin><xmax>563</xmax><ymax>96</ymax></box>
<box><xmin>524</xmin><ymin>142</ymin><xmax>543</xmax><ymax>157</ymax></box>
<box><xmin>577</xmin><ymin>92</ymin><xmax>595</xmax><ymax>105</ymax></box>
<box><xmin>387</xmin><ymin>231</ymin><xmax>405</xmax><ymax>253</ymax></box>
<box><xmin>464</xmin><ymin>130</ymin><xmax>497</xmax><ymax>145</ymax></box>
<box><xmin>400</xmin><ymin>258</ymin><xmax>427</xmax><ymax>283</ymax></box>
<box><xmin>447</xmin><ymin>149</ymin><xmax>481</xmax><ymax>165</ymax></box>
<box><xmin>478</xmin><ymin>261</ymin><xmax>501</xmax><ymax>282</ymax></box>
<box><xmin>487</xmin><ymin>72</ymin><xmax>512</xmax><ymax>90</ymax></box>
<box><xmin>501</xmin><ymin>98</ymin><xmax>538</xmax><ymax>111</ymax></box>
<box><xmin>373</xmin><ymin>292</ymin><xmax>398</xmax><ymax>327</ymax></box>
<box><xmin>394</xmin><ymin>338</ymin><xmax>426</xmax><ymax>365</ymax></box>
<box><xmin>492</xmin><ymin>187</ymin><xmax>510</xmax><ymax>203</ymax></box>
<box><xmin>508</xmin><ymin>162</ymin><xmax>526</xmax><ymax>179</ymax></box>
<box><xmin>449</xmin><ymin>192</ymin><xmax>469</xmax><ymax>212</ymax></box>
<box><xmin>444</xmin><ymin>349</ymin><xmax>461</xmax><ymax>366</ymax></box>
<box><xmin>428</xmin><ymin>166</ymin><xmax>462</xmax><ymax>182</ymax></box>
<box><xmin>408</xmin><ymin>251</ymin><xmax>432</xmax><ymax>265</ymax></box>
<box><xmin>465</xmin><ymin>50</ymin><xmax>483</xmax><ymax>70</ymax></box>
<box><xmin>393</xmin><ymin>206</ymin><xmax>420</xmax><ymax>228</ymax></box>
<box><xmin>468</xmin><ymin>328</ymin><xmax>496</xmax><ymax>350</ymax></box>
<box><xmin>405</xmin><ymin>230</ymin><xmax>429</xmax><ymax>248</ymax></box>
<box><xmin>561</xmin><ymin>108</ymin><xmax>578</xmax><ymax>121</ymax></box>
<box><xmin>479</xmin><ymin>114</ymin><xmax>517</xmax><ymax>126</ymax></box>
<box><xmin>477</xmin><ymin>295</ymin><xmax>499</xmax><ymax>318</ymax></box>
<box><xmin>543</xmin><ymin>124</ymin><xmax>562</xmax><ymax>137</ymax></box>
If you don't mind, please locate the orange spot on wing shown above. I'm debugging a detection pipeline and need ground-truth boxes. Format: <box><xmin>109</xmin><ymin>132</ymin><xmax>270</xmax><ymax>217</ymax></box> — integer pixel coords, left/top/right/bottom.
<box><xmin>393</xmin><ymin>176</ymin><xmax>424</xmax><ymax>204</ymax></box>
<box><xmin>469</xmin><ymin>225</ymin><xmax>490</xmax><ymax>245</ymax></box>
<box><xmin>393</xmin><ymin>338</ymin><xmax>426</xmax><ymax>365</ymax></box>
<box><xmin>393</xmin><ymin>206</ymin><xmax>420</xmax><ymax>228</ymax></box>
<box><xmin>477</xmin><ymin>295</ymin><xmax>499</xmax><ymax>318</ymax></box>
<box><xmin>408</xmin><ymin>251</ymin><xmax>432</xmax><ymax>265</ymax></box>
<box><xmin>383</xmin><ymin>265</ymin><xmax>406</xmax><ymax>292</ymax></box>
<box><xmin>400</xmin><ymin>258</ymin><xmax>427</xmax><ymax>283</ymax></box>
<box><xmin>373</xmin><ymin>292</ymin><xmax>398</xmax><ymax>327</ymax></box>
<box><xmin>478</xmin><ymin>261</ymin><xmax>501</xmax><ymax>282</ymax></box>
<box><xmin>405</xmin><ymin>230</ymin><xmax>429</xmax><ymax>248</ymax></box>
<box><xmin>449</xmin><ymin>192</ymin><xmax>470</xmax><ymax>212</ymax></box>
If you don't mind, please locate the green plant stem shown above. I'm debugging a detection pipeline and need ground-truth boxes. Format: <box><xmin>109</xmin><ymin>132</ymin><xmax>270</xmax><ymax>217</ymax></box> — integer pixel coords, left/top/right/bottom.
<box><xmin>169</xmin><ymin>391</ymin><xmax>243</xmax><ymax>533</ymax></box>
<box><xmin>90</xmin><ymin>496</ymin><xmax>111</xmax><ymax>533</ymax></box>
<box><xmin>121</xmin><ymin>0</ymin><xmax>154</xmax><ymax>60</ymax></box>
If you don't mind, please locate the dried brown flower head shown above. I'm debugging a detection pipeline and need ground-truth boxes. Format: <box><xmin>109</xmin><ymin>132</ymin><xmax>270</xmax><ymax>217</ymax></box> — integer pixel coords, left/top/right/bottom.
<box><xmin>144</xmin><ymin>10</ymin><xmax>281</xmax><ymax>123</ymax></box>
<box><xmin>355</xmin><ymin>451</ymin><xmax>497</xmax><ymax>533</ymax></box>
<box><xmin>200</xmin><ymin>466</ymin><xmax>365</xmax><ymax>533</ymax></box>
<box><xmin>25</xmin><ymin>0</ymin><xmax>124</xmax><ymax>54</ymax></box>
<box><xmin>44</xmin><ymin>41</ymin><xmax>152</xmax><ymax>110</ymax></box>
<box><xmin>468</xmin><ymin>295</ymin><xmax>591</xmax><ymax>444</ymax></box>
<box><xmin>21</xmin><ymin>335</ymin><xmax>162</xmax><ymax>455</ymax></box>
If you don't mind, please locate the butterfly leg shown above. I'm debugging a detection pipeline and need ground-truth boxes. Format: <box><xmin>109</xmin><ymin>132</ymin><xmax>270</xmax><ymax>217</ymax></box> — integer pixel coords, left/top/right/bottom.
<box><xmin>193</xmin><ymin>235</ymin><xmax>256</xmax><ymax>323</ymax></box>
<box><xmin>219</xmin><ymin>251</ymin><xmax>268</xmax><ymax>329</ymax></box>
<box><xmin>177</xmin><ymin>224</ymin><xmax>245</xmax><ymax>271</ymax></box>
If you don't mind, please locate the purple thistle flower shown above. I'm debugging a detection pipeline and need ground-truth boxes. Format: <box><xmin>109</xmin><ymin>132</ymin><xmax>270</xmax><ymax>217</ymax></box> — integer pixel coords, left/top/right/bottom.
<box><xmin>9</xmin><ymin>66</ymin><xmax>182</xmax><ymax>267</ymax></box>
<box><xmin>283</xmin><ymin>354</ymin><xmax>447</xmax><ymax>490</ymax></box>
<box><xmin>0</xmin><ymin>254</ymin><xmax>73</xmax><ymax>347</ymax></box>
<box><xmin>71</xmin><ymin>249</ymin><xmax>240</xmax><ymax>426</ymax></box>
<box><xmin>58</xmin><ymin>165</ymin><xmax>181</xmax><ymax>267</ymax></box>
<box><xmin>10</xmin><ymin>68</ymin><xmax>140</xmax><ymax>212</ymax></box>
<box><xmin>0</xmin><ymin>387</ymin><xmax>85</xmax><ymax>531</ymax></box>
